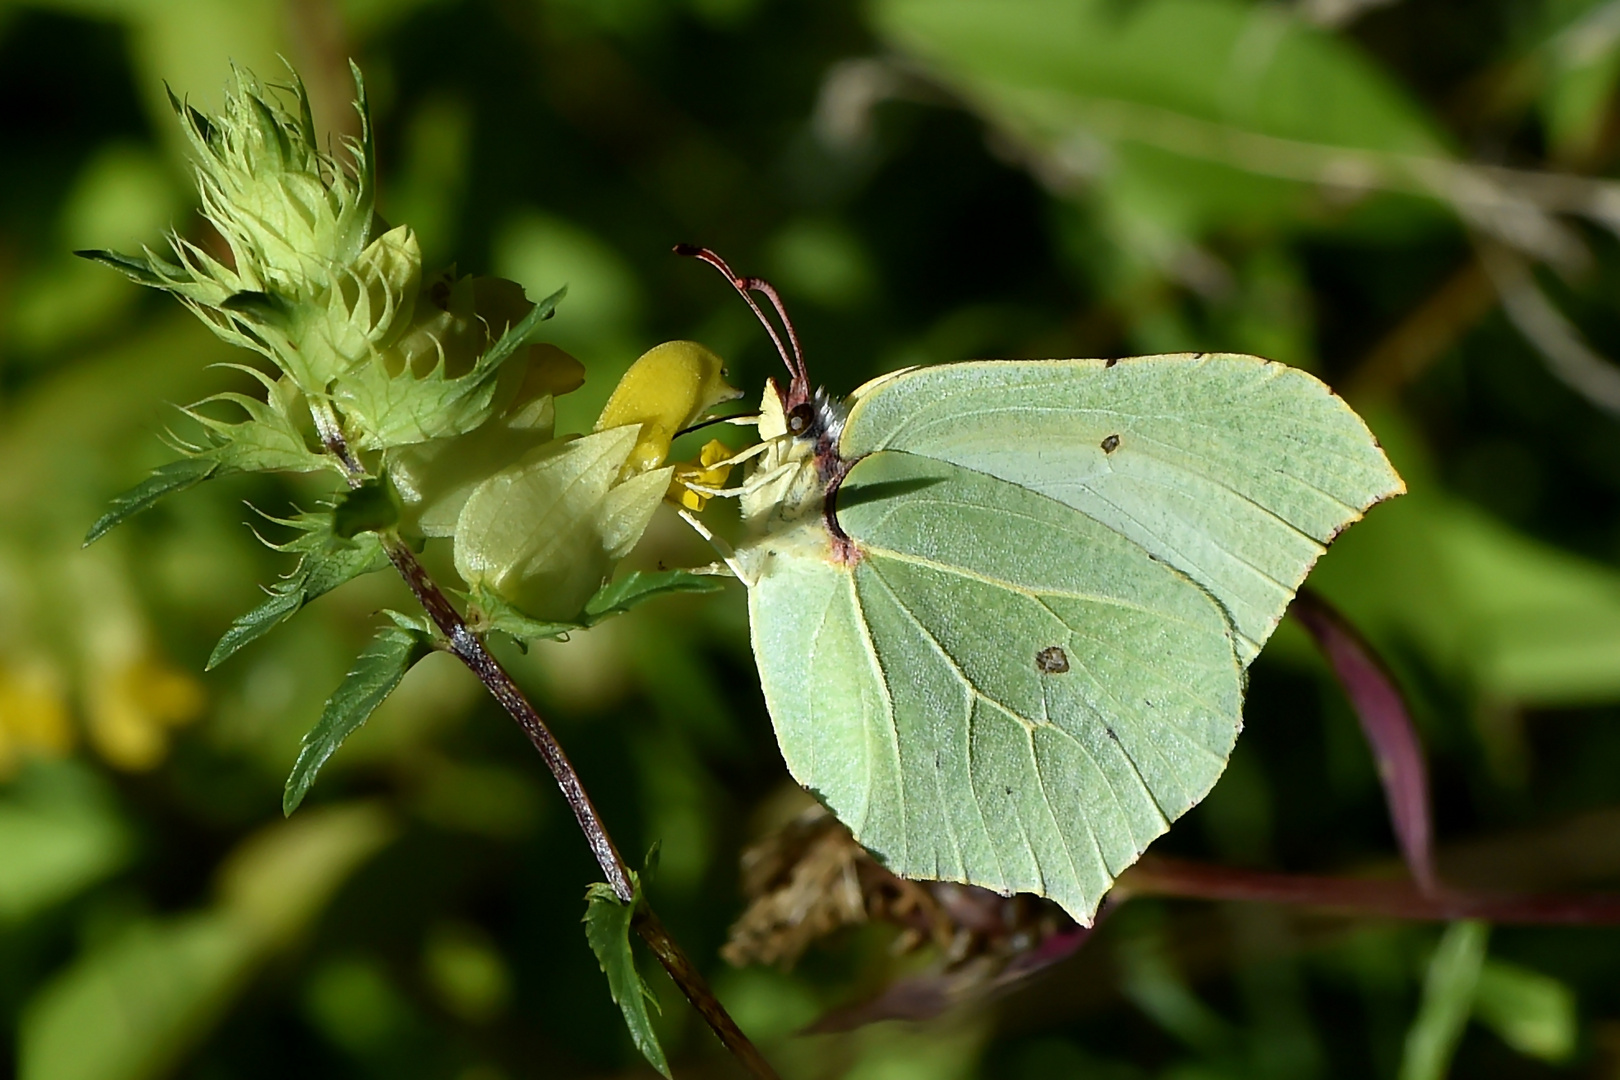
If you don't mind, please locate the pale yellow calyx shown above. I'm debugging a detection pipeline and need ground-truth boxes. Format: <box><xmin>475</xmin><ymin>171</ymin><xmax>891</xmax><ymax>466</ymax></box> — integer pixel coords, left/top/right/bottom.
<box><xmin>594</xmin><ymin>341</ymin><xmax>740</xmax><ymax>478</ymax></box>
<box><xmin>670</xmin><ymin>439</ymin><xmax>736</xmax><ymax>512</ymax></box>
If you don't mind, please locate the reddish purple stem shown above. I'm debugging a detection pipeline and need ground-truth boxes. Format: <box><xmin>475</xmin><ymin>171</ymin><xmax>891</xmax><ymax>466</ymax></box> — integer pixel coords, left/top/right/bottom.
<box><xmin>1121</xmin><ymin>856</ymin><xmax>1620</xmax><ymax>923</ymax></box>
<box><xmin>1292</xmin><ymin>590</ymin><xmax>1439</xmax><ymax>897</ymax></box>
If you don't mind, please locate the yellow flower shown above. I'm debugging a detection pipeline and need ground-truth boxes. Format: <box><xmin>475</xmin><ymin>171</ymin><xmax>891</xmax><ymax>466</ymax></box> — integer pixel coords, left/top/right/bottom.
<box><xmin>453</xmin><ymin>340</ymin><xmax>739</xmax><ymax>625</ymax></box>
<box><xmin>594</xmin><ymin>341</ymin><xmax>740</xmax><ymax>478</ymax></box>
<box><xmin>0</xmin><ymin>662</ymin><xmax>72</xmax><ymax>778</ymax></box>
<box><xmin>86</xmin><ymin>655</ymin><xmax>206</xmax><ymax>772</ymax></box>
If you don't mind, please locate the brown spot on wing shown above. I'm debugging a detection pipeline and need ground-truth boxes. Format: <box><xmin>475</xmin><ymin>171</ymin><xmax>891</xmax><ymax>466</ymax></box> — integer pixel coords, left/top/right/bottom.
<box><xmin>1035</xmin><ymin>646</ymin><xmax>1070</xmax><ymax>674</ymax></box>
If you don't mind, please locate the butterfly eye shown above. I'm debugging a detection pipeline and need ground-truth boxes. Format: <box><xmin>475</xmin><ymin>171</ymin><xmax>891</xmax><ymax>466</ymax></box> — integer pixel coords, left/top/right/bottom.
<box><xmin>786</xmin><ymin>403</ymin><xmax>814</xmax><ymax>436</ymax></box>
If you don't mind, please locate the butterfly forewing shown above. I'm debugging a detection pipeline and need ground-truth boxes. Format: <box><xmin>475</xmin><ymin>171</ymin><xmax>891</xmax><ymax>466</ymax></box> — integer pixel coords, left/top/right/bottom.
<box><xmin>840</xmin><ymin>354</ymin><xmax>1405</xmax><ymax>662</ymax></box>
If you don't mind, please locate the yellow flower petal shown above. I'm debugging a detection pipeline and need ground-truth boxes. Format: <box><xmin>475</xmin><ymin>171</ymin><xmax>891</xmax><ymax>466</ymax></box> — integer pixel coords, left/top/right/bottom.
<box><xmin>594</xmin><ymin>341</ymin><xmax>740</xmax><ymax>478</ymax></box>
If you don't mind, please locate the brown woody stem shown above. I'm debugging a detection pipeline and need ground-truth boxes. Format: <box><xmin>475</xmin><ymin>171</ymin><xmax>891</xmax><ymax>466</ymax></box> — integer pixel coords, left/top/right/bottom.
<box><xmin>321</xmin><ymin>427</ymin><xmax>777</xmax><ymax>1078</ymax></box>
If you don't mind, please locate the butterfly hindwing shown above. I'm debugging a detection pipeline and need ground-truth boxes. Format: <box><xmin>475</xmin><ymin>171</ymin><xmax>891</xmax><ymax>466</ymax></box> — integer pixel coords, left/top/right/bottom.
<box><xmin>749</xmin><ymin>450</ymin><xmax>1244</xmax><ymax>923</ymax></box>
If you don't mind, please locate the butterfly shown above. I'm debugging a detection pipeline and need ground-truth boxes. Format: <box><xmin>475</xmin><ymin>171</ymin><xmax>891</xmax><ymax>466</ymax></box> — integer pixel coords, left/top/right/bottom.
<box><xmin>673</xmin><ymin>246</ymin><xmax>1403</xmax><ymax>925</ymax></box>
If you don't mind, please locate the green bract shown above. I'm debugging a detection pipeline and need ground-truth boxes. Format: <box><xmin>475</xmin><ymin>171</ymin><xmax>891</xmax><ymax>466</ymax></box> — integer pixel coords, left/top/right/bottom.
<box><xmin>456</xmin><ymin>426</ymin><xmax>675</xmax><ymax>625</ymax></box>
<box><xmin>78</xmin><ymin>64</ymin><xmax>564</xmax><ymax>455</ymax></box>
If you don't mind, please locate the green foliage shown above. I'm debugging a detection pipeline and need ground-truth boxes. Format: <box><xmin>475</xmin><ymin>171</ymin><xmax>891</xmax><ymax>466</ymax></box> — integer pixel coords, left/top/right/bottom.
<box><xmin>1400</xmin><ymin>922</ymin><xmax>1490</xmax><ymax>1080</ymax></box>
<box><xmin>584</xmin><ymin>569</ymin><xmax>725</xmax><ymax>620</ymax></box>
<box><xmin>871</xmin><ymin>0</ymin><xmax>1452</xmax><ymax>254</ymax></box>
<box><xmin>582</xmin><ymin>875</ymin><xmax>670</xmax><ymax>1079</ymax></box>
<box><xmin>0</xmin><ymin>765</ymin><xmax>131</xmax><ymax>923</ymax></box>
<box><xmin>206</xmin><ymin>509</ymin><xmax>390</xmax><ymax>669</ymax></box>
<box><xmin>179</xmin><ymin>367</ymin><xmax>328</xmax><ymax>474</ymax></box>
<box><xmin>1472</xmin><ymin>959</ymin><xmax>1578</xmax><ymax>1064</ymax></box>
<box><xmin>473</xmin><ymin>569</ymin><xmax>724</xmax><ymax>644</ymax></box>
<box><xmin>14</xmin><ymin>1</ymin><xmax>1620</xmax><ymax>1077</ymax></box>
<box><xmin>19</xmin><ymin>805</ymin><xmax>394</xmax><ymax>1080</ymax></box>
<box><xmin>82</xmin><ymin>457</ymin><xmax>218</xmax><ymax>546</ymax></box>
<box><xmin>282</xmin><ymin>625</ymin><xmax>433</xmax><ymax>815</ymax></box>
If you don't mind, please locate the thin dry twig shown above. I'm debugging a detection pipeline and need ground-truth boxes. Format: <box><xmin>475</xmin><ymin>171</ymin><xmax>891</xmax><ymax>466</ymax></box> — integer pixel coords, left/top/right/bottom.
<box><xmin>1477</xmin><ymin>239</ymin><xmax>1620</xmax><ymax>418</ymax></box>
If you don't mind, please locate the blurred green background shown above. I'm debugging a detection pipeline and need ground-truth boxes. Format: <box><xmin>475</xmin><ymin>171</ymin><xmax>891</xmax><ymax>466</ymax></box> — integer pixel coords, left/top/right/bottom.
<box><xmin>6</xmin><ymin>0</ymin><xmax>1620</xmax><ymax>1076</ymax></box>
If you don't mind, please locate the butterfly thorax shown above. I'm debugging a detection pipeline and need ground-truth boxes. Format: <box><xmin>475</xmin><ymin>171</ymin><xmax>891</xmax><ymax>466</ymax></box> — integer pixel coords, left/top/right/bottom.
<box><xmin>738</xmin><ymin>379</ymin><xmax>860</xmax><ymax>569</ymax></box>
<box><xmin>740</xmin><ymin>380</ymin><xmax>826</xmax><ymax>533</ymax></box>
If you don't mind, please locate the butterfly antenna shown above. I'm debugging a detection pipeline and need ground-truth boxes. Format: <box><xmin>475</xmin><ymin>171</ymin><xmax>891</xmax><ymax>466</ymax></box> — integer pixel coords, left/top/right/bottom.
<box><xmin>674</xmin><ymin>244</ymin><xmax>810</xmax><ymax>400</ymax></box>
<box><xmin>739</xmin><ymin>275</ymin><xmax>809</xmax><ymax>390</ymax></box>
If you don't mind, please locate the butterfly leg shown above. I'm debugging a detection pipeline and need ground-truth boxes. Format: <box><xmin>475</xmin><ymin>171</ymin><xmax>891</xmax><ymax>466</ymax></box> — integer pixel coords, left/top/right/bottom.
<box><xmin>700</xmin><ymin>440</ymin><xmax>772</xmax><ymax>476</ymax></box>
<box><xmin>675</xmin><ymin>508</ymin><xmax>750</xmax><ymax>584</ymax></box>
<box><xmin>683</xmin><ymin>453</ymin><xmax>798</xmax><ymax>501</ymax></box>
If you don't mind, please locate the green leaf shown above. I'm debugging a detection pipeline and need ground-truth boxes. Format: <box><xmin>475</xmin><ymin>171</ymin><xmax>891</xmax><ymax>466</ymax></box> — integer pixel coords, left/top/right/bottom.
<box><xmin>584</xmin><ymin>569</ymin><xmax>724</xmax><ymax>622</ymax></box>
<box><xmin>207</xmin><ymin>512</ymin><xmax>389</xmax><ymax>669</ymax></box>
<box><xmin>208</xmin><ymin>588</ymin><xmax>305</xmax><ymax>671</ymax></box>
<box><xmin>870</xmin><ymin>0</ymin><xmax>1459</xmax><ymax>250</ymax></box>
<box><xmin>583</xmin><ymin>875</ymin><xmax>670</xmax><ymax>1080</ymax></box>
<box><xmin>179</xmin><ymin>371</ymin><xmax>328</xmax><ymax>475</ymax></box>
<box><xmin>282</xmin><ymin>625</ymin><xmax>432</xmax><ymax>815</ymax></box>
<box><xmin>468</xmin><ymin>568</ymin><xmax>718</xmax><ymax>646</ymax></box>
<box><xmin>0</xmin><ymin>765</ymin><xmax>131</xmax><ymax>924</ymax></box>
<box><xmin>19</xmin><ymin>806</ymin><xmax>392</xmax><ymax>1080</ymax></box>
<box><xmin>73</xmin><ymin>247</ymin><xmax>181</xmax><ymax>288</ymax></box>
<box><xmin>1313</xmin><ymin>484</ymin><xmax>1620</xmax><ymax>708</ymax></box>
<box><xmin>331</xmin><ymin>283</ymin><xmax>568</xmax><ymax>452</ymax></box>
<box><xmin>83</xmin><ymin>457</ymin><xmax>219</xmax><ymax>547</ymax></box>
<box><xmin>1399</xmin><ymin>921</ymin><xmax>1490</xmax><ymax>1080</ymax></box>
<box><xmin>468</xmin><ymin>582</ymin><xmax>582</xmax><ymax>645</ymax></box>
<box><xmin>1472</xmin><ymin>959</ymin><xmax>1577</xmax><ymax>1065</ymax></box>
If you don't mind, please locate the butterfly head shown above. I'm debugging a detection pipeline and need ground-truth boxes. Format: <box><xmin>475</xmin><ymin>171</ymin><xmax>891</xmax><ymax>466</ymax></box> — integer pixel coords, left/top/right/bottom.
<box><xmin>675</xmin><ymin>244</ymin><xmax>847</xmax><ymax>464</ymax></box>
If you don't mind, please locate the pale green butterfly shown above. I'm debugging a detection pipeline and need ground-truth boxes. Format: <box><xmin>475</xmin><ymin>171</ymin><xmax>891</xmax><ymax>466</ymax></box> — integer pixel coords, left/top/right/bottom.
<box><xmin>674</xmin><ymin>246</ymin><xmax>1403</xmax><ymax>925</ymax></box>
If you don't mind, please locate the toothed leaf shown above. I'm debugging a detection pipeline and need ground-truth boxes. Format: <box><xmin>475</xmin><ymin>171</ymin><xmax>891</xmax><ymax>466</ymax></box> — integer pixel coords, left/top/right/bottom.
<box><xmin>74</xmin><ymin>248</ymin><xmax>180</xmax><ymax>288</ymax></box>
<box><xmin>468</xmin><ymin>583</ymin><xmax>582</xmax><ymax>645</ymax></box>
<box><xmin>583</xmin><ymin>570</ymin><xmax>724</xmax><ymax>621</ymax></box>
<box><xmin>84</xmin><ymin>457</ymin><xmax>219</xmax><ymax>546</ymax></box>
<box><xmin>283</xmin><ymin>624</ymin><xmax>432</xmax><ymax>815</ymax></box>
<box><xmin>207</xmin><ymin>587</ymin><xmax>305</xmax><ymax>670</ymax></box>
<box><xmin>208</xmin><ymin>513</ymin><xmax>389</xmax><ymax>668</ymax></box>
<box><xmin>183</xmin><ymin>382</ymin><xmax>327</xmax><ymax>474</ymax></box>
<box><xmin>471</xmin><ymin>285</ymin><xmax>566</xmax><ymax>379</ymax></box>
<box><xmin>583</xmin><ymin>875</ymin><xmax>670</xmax><ymax>1080</ymax></box>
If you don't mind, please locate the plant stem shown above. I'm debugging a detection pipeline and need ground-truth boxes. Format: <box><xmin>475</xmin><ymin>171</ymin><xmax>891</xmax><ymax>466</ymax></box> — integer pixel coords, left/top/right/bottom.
<box><xmin>1119</xmin><ymin>855</ymin><xmax>1620</xmax><ymax>923</ymax></box>
<box><xmin>636</xmin><ymin>905</ymin><xmax>784</xmax><ymax>1079</ymax></box>
<box><xmin>318</xmin><ymin>427</ymin><xmax>777</xmax><ymax>1078</ymax></box>
<box><xmin>380</xmin><ymin>537</ymin><xmax>778</xmax><ymax>1076</ymax></box>
<box><xmin>381</xmin><ymin>536</ymin><xmax>634</xmax><ymax>897</ymax></box>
